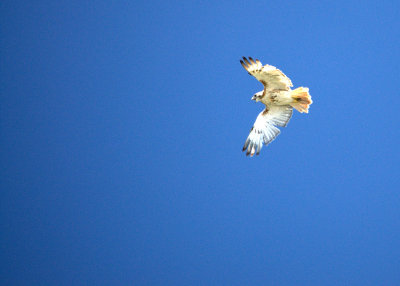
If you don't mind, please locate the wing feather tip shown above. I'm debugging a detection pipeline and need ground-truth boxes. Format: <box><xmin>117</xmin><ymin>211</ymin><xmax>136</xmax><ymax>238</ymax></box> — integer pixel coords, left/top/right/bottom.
<box><xmin>243</xmin><ymin>57</ymin><xmax>251</xmax><ymax>65</ymax></box>
<box><xmin>240</xmin><ymin>60</ymin><xmax>250</xmax><ymax>71</ymax></box>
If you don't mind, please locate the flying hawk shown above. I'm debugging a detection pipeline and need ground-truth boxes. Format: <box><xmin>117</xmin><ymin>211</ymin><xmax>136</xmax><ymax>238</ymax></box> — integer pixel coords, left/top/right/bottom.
<box><xmin>240</xmin><ymin>57</ymin><xmax>312</xmax><ymax>156</ymax></box>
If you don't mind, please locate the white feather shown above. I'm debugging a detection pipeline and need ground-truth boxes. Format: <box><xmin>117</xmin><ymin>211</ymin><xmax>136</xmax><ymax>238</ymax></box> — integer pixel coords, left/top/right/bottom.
<box><xmin>242</xmin><ymin>105</ymin><xmax>293</xmax><ymax>156</ymax></box>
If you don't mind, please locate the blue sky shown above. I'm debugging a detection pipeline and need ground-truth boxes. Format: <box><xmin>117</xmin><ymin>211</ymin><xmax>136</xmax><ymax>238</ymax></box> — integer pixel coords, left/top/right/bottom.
<box><xmin>1</xmin><ymin>0</ymin><xmax>400</xmax><ymax>285</ymax></box>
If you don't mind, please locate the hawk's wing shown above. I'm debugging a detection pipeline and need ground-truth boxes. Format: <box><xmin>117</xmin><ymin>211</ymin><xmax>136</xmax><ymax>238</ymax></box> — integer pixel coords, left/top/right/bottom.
<box><xmin>240</xmin><ymin>57</ymin><xmax>293</xmax><ymax>91</ymax></box>
<box><xmin>243</xmin><ymin>105</ymin><xmax>293</xmax><ymax>156</ymax></box>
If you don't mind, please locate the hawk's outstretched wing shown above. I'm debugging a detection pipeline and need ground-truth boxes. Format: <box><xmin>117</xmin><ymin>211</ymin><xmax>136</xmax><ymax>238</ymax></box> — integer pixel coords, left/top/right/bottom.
<box><xmin>240</xmin><ymin>57</ymin><xmax>293</xmax><ymax>92</ymax></box>
<box><xmin>243</xmin><ymin>105</ymin><xmax>293</xmax><ymax>156</ymax></box>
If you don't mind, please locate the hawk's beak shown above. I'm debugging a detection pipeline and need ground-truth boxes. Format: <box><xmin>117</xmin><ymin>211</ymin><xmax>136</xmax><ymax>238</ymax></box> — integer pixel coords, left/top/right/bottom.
<box><xmin>251</xmin><ymin>96</ymin><xmax>256</xmax><ymax>101</ymax></box>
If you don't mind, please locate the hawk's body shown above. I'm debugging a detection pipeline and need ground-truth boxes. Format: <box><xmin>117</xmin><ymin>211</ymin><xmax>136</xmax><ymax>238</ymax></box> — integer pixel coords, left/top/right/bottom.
<box><xmin>240</xmin><ymin>57</ymin><xmax>312</xmax><ymax>156</ymax></box>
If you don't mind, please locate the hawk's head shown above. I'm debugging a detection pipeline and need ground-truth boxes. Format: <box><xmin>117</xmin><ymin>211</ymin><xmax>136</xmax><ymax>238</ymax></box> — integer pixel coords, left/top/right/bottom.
<box><xmin>251</xmin><ymin>91</ymin><xmax>263</xmax><ymax>102</ymax></box>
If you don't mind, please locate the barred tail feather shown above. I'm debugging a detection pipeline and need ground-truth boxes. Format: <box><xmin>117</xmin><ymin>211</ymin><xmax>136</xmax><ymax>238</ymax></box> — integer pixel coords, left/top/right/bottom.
<box><xmin>290</xmin><ymin>87</ymin><xmax>312</xmax><ymax>113</ymax></box>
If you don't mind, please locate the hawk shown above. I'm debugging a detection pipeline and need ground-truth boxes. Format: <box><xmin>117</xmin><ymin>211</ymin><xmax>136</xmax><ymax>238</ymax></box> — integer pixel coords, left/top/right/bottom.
<box><xmin>240</xmin><ymin>57</ymin><xmax>312</xmax><ymax>156</ymax></box>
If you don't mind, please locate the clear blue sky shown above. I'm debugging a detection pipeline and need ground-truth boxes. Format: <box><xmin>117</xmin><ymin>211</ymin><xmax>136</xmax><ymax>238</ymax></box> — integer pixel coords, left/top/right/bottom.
<box><xmin>1</xmin><ymin>1</ymin><xmax>400</xmax><ymax>285</ymax></box>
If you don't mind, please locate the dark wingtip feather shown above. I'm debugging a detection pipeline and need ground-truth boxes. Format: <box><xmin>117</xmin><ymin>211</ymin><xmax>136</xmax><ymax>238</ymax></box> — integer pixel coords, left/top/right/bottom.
<box><xmin>240</xmin><ymin>60</ymin><xmax>249</xmax><ymax>71</ymax></box>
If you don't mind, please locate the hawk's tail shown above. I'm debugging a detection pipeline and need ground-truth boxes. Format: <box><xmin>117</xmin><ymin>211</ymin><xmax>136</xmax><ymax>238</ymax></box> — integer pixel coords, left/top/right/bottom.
<box><xmin>290</xmin><ymin>87</ymin><xmax>312</xmax><ymax>113</ymax></box>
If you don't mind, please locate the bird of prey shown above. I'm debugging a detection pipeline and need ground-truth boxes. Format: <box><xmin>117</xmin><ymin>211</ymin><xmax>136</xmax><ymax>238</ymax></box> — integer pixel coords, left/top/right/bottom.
<box><xmin>240</xmin><ymin>57</ymin><xmax>312</xmax><ymax>156</ymax></box>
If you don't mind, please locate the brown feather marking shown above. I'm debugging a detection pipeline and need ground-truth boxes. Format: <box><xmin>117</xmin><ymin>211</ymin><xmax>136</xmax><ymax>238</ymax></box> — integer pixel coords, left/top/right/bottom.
<box><xmin>249</xmin><ymin>57</ymin><xmax>256</xmax><ymax>65</ymax></box>
<box><xmin>296</xmin><ymin>97</ymin><xmax>312</xmax><ymax>104</ymax></box>
<box><xmin>261</xmin><ymin>107</ymin><xmax>269</xmax><ymax>115</ymax></box>
<box><xmin>260</xmin><ymin>80</ymin><xmax>268</xmax><ymax>98</ymax></box>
